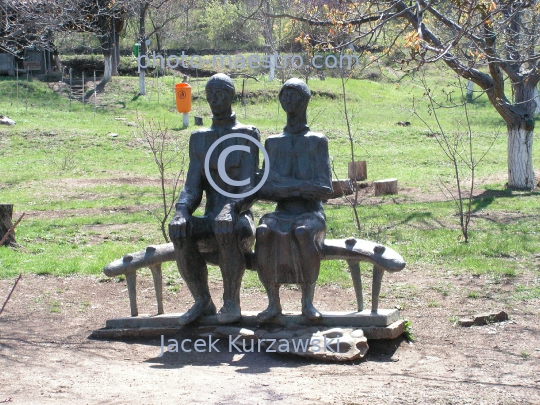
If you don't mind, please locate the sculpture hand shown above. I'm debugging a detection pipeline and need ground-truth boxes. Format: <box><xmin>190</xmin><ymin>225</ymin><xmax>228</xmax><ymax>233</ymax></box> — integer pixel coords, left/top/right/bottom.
<box><xmin>213</xmin><ymin>205</ymin><xmax>237</xmax><ymax>236</ymax></box>
<box><xmin>302</xmin><ymin>184</ymin><xmax>332</xmax><ymax>200</ymax></box>
<box><xmin>169</xmin><ymin>213</ymin><xmax>189</xmax><ymax>239</ymax></box>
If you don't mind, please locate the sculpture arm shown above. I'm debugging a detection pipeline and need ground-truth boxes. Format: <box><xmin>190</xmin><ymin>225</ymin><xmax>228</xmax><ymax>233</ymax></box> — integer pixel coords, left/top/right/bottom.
<box><xmin>303</xmin><ymin>136</ymin><xmax>333</xmax><ymax>200</ymax></box>
<box><xmin>228</xmin><ymin>127</ymin><xmax>261</xmax><ymax>213</ymax></box>
<box><xmin>294</xmin><ymin>135</ymin><xmax>333</xmax><ymax>200</ymax></box>
<box><xmin>258</xmin><ymin>176</ymin><xmax>302</xmax><ymax>200</ymax></box>
<box><xmin>257</xmin><ymin>136</ymin><xmax>333</xmax><ymax>201</ymax></box>
<box><xmin>175</xmin><ymin>134</ymin><xmax>204</xmax><ymax>218</ymax></box>
<box><xmin>257</xmin><ymin>140</ymin><xmax>302</xmax><ymax>200</ymax></box>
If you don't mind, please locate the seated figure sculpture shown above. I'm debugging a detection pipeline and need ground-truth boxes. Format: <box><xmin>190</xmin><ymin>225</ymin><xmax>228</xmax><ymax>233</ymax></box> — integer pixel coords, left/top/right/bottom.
<box><xmin>169</xmin><ymin>73</ymin><xmax>260</xmax><ymax>325</ymax></box>
<box><xmin>255</xmin><ymin>78</ymin><xmax>333</xmax><ymax>322</ymax></box>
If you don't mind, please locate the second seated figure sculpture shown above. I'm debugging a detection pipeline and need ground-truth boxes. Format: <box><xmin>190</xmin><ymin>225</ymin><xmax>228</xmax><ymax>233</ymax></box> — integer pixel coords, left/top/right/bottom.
<box><xmin>255</xmin><ymin>78</ymin><xmax>333</xmax><ymax>322</ymax></box>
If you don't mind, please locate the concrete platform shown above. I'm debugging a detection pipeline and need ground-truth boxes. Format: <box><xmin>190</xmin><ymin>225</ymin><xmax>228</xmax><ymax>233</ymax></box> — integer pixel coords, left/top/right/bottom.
<box><xmin>93</xmin><ymin>310</ymin><xmax>404</xmax><ymax>340</ymax></box>
<box><xmin>91</xmin><ymin>320</ymin><xmax>405</xmax><ymax>341</ymax></box>
<box><xmin>105</xmin><ymin>309</ymin><xmax>400</xmax><ymax>329</ymax></box>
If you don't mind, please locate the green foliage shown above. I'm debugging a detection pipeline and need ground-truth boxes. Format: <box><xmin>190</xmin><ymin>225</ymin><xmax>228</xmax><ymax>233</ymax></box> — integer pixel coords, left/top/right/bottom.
<box><xmin>202</xmin><ymin>1</ymin><xmax>262</xmax><ymax>49</ymax></box>
<box><xmin>0</xmin><ymin>72</ymin><xmax>539</xmax><ymax>306</ymax></box>
<box><xmin>467</xmin><ymin>291</ymin><xmax>480</xmax><ymax>299</ymax></box>
<box><xmin>403</xmin><ymin>319</ymin><xmax>414</xmax><ymax>342</ymax></box>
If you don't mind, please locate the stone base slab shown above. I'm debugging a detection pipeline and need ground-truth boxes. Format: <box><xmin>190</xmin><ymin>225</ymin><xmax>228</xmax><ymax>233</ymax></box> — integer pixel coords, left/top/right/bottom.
<box><xmin>105</xmin><ymin>309</ymin><xmax>399</xmax><ymax>329</ymax></box>
<box><xmin>93</xmin><ymin>310</ymin><xmax>403</xmax><ymax>340</ymax></box>
<box><xmin>91</xmin><ymin>320</ymin><xmax>405</xmax><ymax>341</ymax></box>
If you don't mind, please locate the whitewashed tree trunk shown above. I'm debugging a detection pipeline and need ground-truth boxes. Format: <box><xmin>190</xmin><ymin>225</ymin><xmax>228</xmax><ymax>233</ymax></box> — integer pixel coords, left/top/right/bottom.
<box><xmin>103</xmin><ymin>53</ymin><xmax>113</xmax><ymax>83</ymax></box>
<box><xmin>269</xmin><ymin>54</ymin><xmax>275</xmax><ymax>82</ymax></box>
<box><xmin>139</xmin><ymin>70</ymin><xmax>146</xmax><ymax>95</ymax></box>
<box><xmin>466</xmin><ymin>80</ymin><xmax>474</xmax><ymax>102</ymax></box>
<box><xmin>534</xmin><ymin>86</ymin><xmax>540</xmax><ymax>114</ymax></box>
<box><xmin>507</xmin><ymin>126</ymin><xmax>535</xmax><ymax>189</ymax></box>
<box><xmin>501</xmin><ymin>82</ymin><xmax>537</xmax><ymax>189</ymax></box>
<box><xmin>139</xmin><ymin>2</ymin><xmax>149</xmax><ymax>95</ymax></box>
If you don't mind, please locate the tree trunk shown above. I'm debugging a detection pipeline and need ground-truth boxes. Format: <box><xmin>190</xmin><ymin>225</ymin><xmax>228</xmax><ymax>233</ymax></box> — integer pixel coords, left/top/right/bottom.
<box><xmin>139</xmin><ymin>70</ymin><xmax>146</xmax><ymax>95</ymax></box>
<box><xmin>534</xmin><ymin>86</ymin><xmax>540</xmax><ymax>114</ymax></box>
<box><xmin>139</xmin><ymin>2</ymin><xmax>149</xmax><ymax>95</ymax></box>
<box><xmin>111</xmin><ymin>29</ymin><xmax>119</xmax><ymax>77</ymax></box>
<box><xmin>0</xmin><ymin>204</ymin><xmax>16</xmax><ymax>247</ymax></box>
<box><xmin>466</xmin><ymin>80</ymin><xmax>474</xmax><ymax>103</ymax></box>
<box><xmin>103</xmin><ymin>52</ymin><xmax>113</xmax><ymax>83</ymax></box>
<box><xmin>507</xmin><ymin>125</ymin><xmax>535</xmax><ymax>189</ymax></box>
<box><xmin>374</xmin><ymin>179</ymin><xmax>398</xmax><ymax>196</ymax></box>
<box><xmin>348</xmin><ymin>161</ymin><xmax>367</xmax><ymax>181</ymax></box>
<box><xmin>505</xmin><ymin>82</ymin><xmax>536</xmax><ymax>190</ymax></box>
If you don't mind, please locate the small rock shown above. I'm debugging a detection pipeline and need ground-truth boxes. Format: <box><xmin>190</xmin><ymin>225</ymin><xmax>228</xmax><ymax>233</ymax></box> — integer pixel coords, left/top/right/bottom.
<box><xmin>320</xmin><ymin>328</ymin><xmax>344</xmax><ymax>339</ymax></box>
<box><xmin>125</xmin><ymin>122</ymin><xmax>137</xmax><ymax>127</ymax></box>
<box><xmin>475</xmin><ymin>311</ymin><xmax>508</xmax><ymax>324</ymax></box>
<box><xmin>459</xmin><ymin>311</ymin><xmax>508</xmax><ymax>327</ymax></box>
<box><xmin>0</xmin><ymin>116</ymin><xmax>15</xmax><ymax>126</ymax></box>
<box><xmin>350</xmin><ymin>329</ymin><xmax>365</xmax><ymax>338</ymax></box>
<box><xmin>108</xmin><ymin>133</ymin><xmax>119</xmax><ymax>138</ymax></box>
<box><xmin>261</xmin><ymin>327</ymin><xmax>369</xmax><ymax>361</ymax></box>
<box><xmin>458</xmin><ymin>319</ymin><xmax>475</xmax><ymax>327</ymax></box>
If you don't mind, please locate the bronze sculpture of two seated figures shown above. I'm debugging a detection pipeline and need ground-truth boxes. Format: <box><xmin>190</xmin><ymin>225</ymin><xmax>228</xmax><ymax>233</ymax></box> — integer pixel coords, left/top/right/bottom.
<box><xmin>169</xmin><ymin>73</ymin><xmax>333</xmax><ymax>326</ymax></box>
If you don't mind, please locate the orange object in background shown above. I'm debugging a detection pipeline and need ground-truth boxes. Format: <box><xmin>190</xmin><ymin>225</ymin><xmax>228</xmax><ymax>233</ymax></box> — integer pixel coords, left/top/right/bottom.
<box><xmin>175</xmin><ymin>83</ymin><xmax>192</xmax><ymax>113</ymax></box>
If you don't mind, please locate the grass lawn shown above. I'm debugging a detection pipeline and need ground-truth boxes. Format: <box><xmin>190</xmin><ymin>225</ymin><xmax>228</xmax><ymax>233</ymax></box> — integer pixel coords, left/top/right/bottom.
<box><xmin>1</xmin><ymin>67</ymin><xmax>539</xmax><ymax>302</ymax></box>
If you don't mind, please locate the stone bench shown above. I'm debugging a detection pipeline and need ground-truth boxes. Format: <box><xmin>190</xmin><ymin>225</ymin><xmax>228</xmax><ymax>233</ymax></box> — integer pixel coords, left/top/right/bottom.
<box><xmin>103</xmin><ymin>237</ymin><xmax>406</xmax><ymax>317</ymax></box>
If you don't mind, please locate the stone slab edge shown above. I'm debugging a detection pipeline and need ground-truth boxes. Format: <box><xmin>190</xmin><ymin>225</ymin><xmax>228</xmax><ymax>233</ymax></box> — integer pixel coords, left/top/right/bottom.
<box><xmin>91</xmin><ymin>320</ymin><xmax>405</xmax><ymax>341</ymax></box>
<box><xmin>105</xmin><ymin>309</ymin><xmax>400</xmax><ymax>329</ymax></box>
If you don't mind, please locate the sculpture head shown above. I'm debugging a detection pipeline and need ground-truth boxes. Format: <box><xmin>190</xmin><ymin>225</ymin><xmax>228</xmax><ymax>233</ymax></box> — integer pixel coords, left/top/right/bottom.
<box><xmin>279</xmin><ymin>78</ymin><xmax>310</xmax><ymax>115</ymax></box>
<box><xmin>205</xmin><ymin>73</ymin><xmax>235</xmax><ymax>118</ymax></box>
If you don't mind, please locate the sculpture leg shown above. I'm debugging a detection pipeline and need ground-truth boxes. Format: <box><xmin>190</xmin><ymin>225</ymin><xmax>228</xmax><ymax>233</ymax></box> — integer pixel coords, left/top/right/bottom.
<box><xmin>371</xmin><ymin>265</ymin><xmax>385</xmax><ymax>313</ymax></box>
<box><xmin>294</xmin><ymin>226</ymin><xmax>322</xmax><ymax>320</ymax></box>
<box><xmin>301</xmin><ymin>282</ymin><xmax>321</xmax><ymax>320</ymax></box>
<box><xmin>150</xmin><ymin>264</ymin><xmax>164</xmax><ymax>315</ymax></box>
<box><xmin>172</xmin><ymin>237</ymin><xmax>216</xmax><ymax>325</ymax></box>
<box><xmin>257</xmin><ymin>283</ymin><xmax>282</xmax><ymax>322</ymax></box>
<box><xmin>215</xmin><ymin>231</ymin><xmax>246</xmax><ymax>324</ymax></box>
<box><xmin>255</xmin><ymin>224</ymin><xmax>283</xmax><ymax>322</ymax></box>
<box><xmin>125</xmin><ymin>271</ymin><xmax>138</xmax><ymax>317</ymax></box>
<box><xmin>348</xmin><ymin>261</ymin><xmax>363</xmax><ymax>312</ymax></box>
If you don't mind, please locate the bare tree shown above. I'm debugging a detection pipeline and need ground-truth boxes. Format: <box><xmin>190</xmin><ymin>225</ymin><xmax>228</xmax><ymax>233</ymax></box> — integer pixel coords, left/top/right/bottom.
<box><xmin>257</xmin><ymin>1</ymin><xmax>540</xmax><ymax>189</ymax></box>
<box><xmin>414</xmin><ymin>75</ymin><xmax>498</xmax><ymax>242</ymax></box>
<box><xmin>135</xmin><ymin>0</ymin><xmax>185</xmax><ymax>95</ymax></box>
<box><xmin>393</xmin><ymin>0</ymin><xmax>540</xmax><ymax>189</ymax></box>
<box><xmin>138</xmin><ymin>119</ymin><xmax>187</xmax><ymax>243</ymax></box>
<box><xmin>1</xmin><ymin>0</ymin><xmax>127</xmax><ymax>88</ymax></box>
<box><xmin>0</xmin><ymin>0</ymin><xmax>59</xmax><ymax>55</ymax></box>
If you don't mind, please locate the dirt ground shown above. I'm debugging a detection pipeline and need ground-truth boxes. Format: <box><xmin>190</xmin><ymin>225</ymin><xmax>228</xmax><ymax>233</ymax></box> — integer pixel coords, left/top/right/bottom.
<box><xmin>1</xmin><ymin>267</ymin><xmax>539</xmax><ymax>405</ymax></box>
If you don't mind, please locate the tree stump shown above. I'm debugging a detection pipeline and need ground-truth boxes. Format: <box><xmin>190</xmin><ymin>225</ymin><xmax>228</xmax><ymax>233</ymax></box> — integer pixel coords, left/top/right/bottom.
<box><xmin>374</xmin><ymin>179</ymin><xmax>398</xmax><ymax>196</ymax></box>
<box><xmin>348</xmin><ymin>161</ymin><xmax>367</xmax><ymax>181</ymax></box>
<box><xmin>330</xmin><ymin>180</ymin><xmax>353</xmax><ymax>199</ymax></box>
<box><xmin>0</xmin><ymin>204</ymin><xmax>16</xmax><ymax>247</ymax></box>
